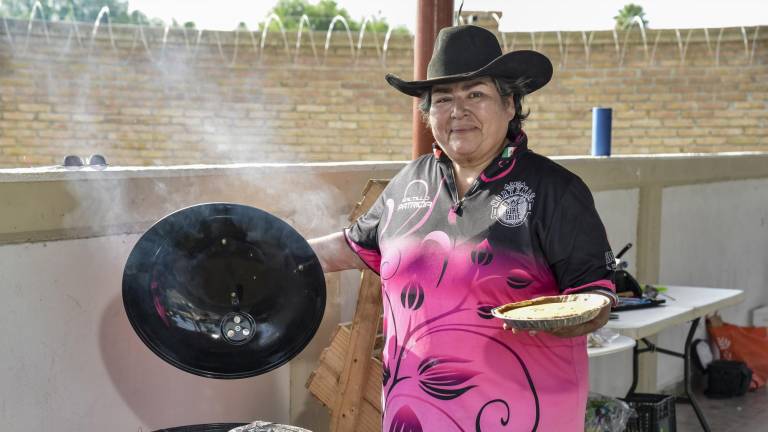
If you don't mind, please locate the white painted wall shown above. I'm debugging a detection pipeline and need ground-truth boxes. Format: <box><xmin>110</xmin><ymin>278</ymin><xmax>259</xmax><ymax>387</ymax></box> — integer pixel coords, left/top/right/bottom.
<box><xmin>587</xmin><ymin>180</ymin><xmax>768</xmax><ymax>395</ymax></box>
<box><xmin>589</xmin><ymin>189</ymin><xmax>640</xmax><ymax>397</ymax></box>
<box><xmin>656</xmin><ymin>179</ymin><xmax>768</xmax><ymax>390</ymax></box>
<box><xmin>594</xmin><ymin>188</ymin><xmax>640</xmax><ymax>276</ymax></box>
<box><xmin>0</xmin><ymin>235</ymin><xmax>289</xmax><ymax>431</ymax></box>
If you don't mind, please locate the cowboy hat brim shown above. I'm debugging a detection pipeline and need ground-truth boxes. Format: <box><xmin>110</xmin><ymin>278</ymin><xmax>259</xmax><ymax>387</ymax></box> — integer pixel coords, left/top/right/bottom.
<box><xmin>386</xmin><ymin>50</ymin><xmax>553</xmax><ymax>97</ymax></box>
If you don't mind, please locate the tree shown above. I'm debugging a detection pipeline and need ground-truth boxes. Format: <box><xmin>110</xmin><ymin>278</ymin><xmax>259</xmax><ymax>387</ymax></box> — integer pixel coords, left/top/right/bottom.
<box><xmin>171</xmin><ymin>18</ymin><xmax>196</xmax><ymax>29</ymax></box>
<box><xmin>0</xmin><ymin>0</ymin><xmax>164</xmax><ymax>26</ymax></box>
<box><xmin>614</xmin><ymin>3</ymin><xmax>649</xmax><ymax>31</ymax></box>
<box><xmin>268</xmin><ymin>0</ymin><xmax>409</xmax><ymax>34</ymax></box>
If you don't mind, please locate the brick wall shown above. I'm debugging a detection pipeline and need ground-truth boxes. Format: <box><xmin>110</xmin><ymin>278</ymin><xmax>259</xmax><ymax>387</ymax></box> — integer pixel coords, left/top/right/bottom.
<box><xmin>0</xmin><ymin>17</ymin><xmax>765</xmax><ymax>167</ymax></box>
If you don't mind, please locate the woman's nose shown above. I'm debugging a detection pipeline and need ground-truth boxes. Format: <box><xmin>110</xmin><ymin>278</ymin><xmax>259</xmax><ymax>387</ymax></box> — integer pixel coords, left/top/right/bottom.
<box><xmin>451</xmin><ymin>97</ymin><xmax>467</xmax><ymax>118</ymax></box>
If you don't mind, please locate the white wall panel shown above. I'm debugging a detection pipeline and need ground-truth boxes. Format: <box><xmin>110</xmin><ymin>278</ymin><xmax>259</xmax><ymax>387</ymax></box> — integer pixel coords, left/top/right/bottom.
<box><xmin>0</xmin><ymin>235</ymin><xmax>289</xmax><ymax>431</ymax></box>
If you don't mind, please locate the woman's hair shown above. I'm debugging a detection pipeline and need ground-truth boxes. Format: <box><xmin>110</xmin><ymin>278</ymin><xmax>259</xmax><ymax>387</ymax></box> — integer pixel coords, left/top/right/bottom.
<box><xmin>418</xmin><ymin>76</ymin><xmax>531</xmax><ymax>139</ymax></box>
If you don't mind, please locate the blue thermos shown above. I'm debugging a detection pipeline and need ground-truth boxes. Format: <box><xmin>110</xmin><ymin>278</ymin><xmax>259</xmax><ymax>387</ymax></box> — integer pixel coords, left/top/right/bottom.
<box><xmin>592</xmin><ymin>107</ymin><xmax>612</xmax><ymax>156</ymax></box>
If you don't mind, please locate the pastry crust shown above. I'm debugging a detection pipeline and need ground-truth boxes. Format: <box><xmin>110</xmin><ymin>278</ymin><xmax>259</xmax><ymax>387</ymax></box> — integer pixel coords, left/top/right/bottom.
<box><xmin>501</xmin><ymin>301</ymin><xmax>588</xmax><ymax>320</ymax></box>
<box><xmin>491</xmin><ymin>293</ymin><xmax>609</xmax><ymax>330</ymax></box>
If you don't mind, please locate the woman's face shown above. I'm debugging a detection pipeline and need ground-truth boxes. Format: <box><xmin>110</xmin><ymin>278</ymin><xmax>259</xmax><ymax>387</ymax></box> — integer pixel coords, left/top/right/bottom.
<box><xmin>428</xmin><ymin>77</ymin><xmax>515</xmax><ymax>166</ymax></box>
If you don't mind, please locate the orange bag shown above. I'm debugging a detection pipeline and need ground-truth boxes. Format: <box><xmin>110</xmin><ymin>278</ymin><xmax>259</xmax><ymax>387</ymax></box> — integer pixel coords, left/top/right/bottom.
<box><xmin>706</xmin><ymin>314</ymin><xmax>768</xmax><ymax>390</ymax></box>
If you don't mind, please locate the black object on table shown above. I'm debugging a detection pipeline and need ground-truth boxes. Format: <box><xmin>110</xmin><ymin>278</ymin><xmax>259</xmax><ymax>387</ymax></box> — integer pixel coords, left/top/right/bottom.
<box><xmin>612</xmin><ymin>297</ymin><xmax>666</xmax><ymax>312</ymax></box>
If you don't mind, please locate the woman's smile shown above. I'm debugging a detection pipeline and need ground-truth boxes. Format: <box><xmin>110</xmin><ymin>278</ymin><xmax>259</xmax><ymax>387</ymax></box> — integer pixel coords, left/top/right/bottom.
<box><xmin>450</xmin><ymin>125</ymin><xmax>478</xmax><ymax>134</ymax></box>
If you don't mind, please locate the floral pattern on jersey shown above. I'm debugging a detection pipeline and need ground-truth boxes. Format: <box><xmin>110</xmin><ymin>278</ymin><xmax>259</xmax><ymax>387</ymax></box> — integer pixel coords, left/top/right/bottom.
<box><xmin>377</xmin><ymin>232</ymin><xmax>555</xmax><ymax>432</ymax></box>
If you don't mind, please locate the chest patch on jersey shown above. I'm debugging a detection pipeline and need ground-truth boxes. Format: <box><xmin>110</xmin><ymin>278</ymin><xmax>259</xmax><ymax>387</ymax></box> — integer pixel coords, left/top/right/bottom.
<box><xmin>397</xmin><ymin>179</ymin><xmax>433</xmax><ymax>211</ymax></box>
<box><xmin>490</xmin><ymin>181</ymin><xmax>535</xmax><ymax>227</ymax></box>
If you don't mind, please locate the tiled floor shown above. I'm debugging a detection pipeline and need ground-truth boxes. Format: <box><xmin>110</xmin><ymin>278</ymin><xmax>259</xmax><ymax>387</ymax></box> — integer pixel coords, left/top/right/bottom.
<box><xmin>676</xmin><ymin>387</ymin><xmax>768</xmax><ymax>432</ymax></box>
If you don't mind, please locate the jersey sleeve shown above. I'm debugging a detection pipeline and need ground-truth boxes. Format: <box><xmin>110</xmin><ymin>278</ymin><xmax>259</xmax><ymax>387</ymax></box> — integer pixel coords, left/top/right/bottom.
<box><xmin>542</xmin><ymin>177</ymin><xmax>616</xmax><ymax>298</ymax></box>
<box><xmin>343</xmin><ymin>191</ymin><xmax>387</xmax><ymax>274</ymax></box>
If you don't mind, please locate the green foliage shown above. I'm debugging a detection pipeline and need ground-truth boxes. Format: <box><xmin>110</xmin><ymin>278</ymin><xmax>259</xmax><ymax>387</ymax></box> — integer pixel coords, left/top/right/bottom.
<box><xmin>614</xmin><ymin>3</ymin><xmax>649</xmax><ymax>30</ymax></box>
<box><xmin>0</xmin><ymin>0</ymin><xmax>410</xmax><ymax>34</ymax></box>
<box><xmin>171</xmin><ymin>18</ymin><xmax>196</xmax><ymax>29</ymax></box>
<box><xmin>268</xmin><ymin>0</ymin><xmax>409</xmax><ymax>34</ymax></box>
<box><xmin>0</xmin><ymin>0</ymin><xmax>164</xmax><ymax>26</ymax></box>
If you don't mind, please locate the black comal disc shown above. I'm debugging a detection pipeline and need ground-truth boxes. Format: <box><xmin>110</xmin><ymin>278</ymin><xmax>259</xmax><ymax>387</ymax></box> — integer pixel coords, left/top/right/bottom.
<box><xmin>122</xmin><ymin>203</ymin><xmax>326</xmax><ymax>379</ymax></box>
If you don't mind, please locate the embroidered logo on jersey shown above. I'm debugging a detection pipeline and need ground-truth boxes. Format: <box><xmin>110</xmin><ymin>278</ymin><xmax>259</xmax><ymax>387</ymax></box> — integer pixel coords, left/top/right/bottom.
<box><xmin>398</xmin><ymin>180</ymin><xmax>432</xmax><ymax>211</ymax></box>
<box><xmin>490</xmin><ymin>181</ymin><xmax>535</xmax><ymax>227</ymax></box>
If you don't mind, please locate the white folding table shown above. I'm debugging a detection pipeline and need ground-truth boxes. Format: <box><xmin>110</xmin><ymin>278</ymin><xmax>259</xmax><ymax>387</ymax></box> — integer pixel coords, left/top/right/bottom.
<box><xmin>603</xmin><ymin>286</ymin><xmax>745</xmax><ymax>432</ymax></box>
<box><xmin>587</xmin><ymin>334</ymin><xmax>636</xmax><ymax>358</ymax></box>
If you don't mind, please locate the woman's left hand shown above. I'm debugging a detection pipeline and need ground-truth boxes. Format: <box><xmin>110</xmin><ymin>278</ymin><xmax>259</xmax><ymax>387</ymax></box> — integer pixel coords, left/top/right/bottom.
<box><xmin>545</xmin><ymin>302</ymin><xmax>611</xmax><ymax>338</ymax></box>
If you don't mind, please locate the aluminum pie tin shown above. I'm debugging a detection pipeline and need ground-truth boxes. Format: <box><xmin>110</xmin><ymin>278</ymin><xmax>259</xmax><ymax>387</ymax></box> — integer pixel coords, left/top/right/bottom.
<box><xmin>229</xmin><ymin>421</ymin><xmax>311</xmax><ymax>432</ymax></box>
<box><xmin>491</xmin><ymin>293</ymin><xmax>609</xmax><ymax>330</ymax></box>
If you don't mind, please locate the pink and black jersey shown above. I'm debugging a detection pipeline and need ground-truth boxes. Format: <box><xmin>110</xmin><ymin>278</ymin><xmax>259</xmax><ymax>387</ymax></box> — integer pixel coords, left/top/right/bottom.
<box><xmin>344</xmin><ymin>133</ymin><xmax>616</xmax><ymax>431</ymax></box>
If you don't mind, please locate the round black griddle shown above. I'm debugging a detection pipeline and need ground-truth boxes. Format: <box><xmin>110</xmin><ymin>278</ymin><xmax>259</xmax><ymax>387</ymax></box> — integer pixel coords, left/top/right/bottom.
<box><xmin>122</xmin><ymin>203</ymin><xmax>326</xmax><ymax>379</ymax></box>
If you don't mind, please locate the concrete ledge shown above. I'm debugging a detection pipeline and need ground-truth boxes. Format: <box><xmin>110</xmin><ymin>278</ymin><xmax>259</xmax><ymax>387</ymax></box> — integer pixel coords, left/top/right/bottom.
<box><xmin>1</xmin><ymin>153</ymin><xmax>767</xmax><ymax>245</ymax></box>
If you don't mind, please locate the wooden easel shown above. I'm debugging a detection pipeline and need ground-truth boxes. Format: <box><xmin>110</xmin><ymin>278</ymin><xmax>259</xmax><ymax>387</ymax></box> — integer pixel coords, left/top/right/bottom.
<box><xmin>306</xmin><ymin>180</ymin><xmax>388</xmax><ymax>432</ymax></box>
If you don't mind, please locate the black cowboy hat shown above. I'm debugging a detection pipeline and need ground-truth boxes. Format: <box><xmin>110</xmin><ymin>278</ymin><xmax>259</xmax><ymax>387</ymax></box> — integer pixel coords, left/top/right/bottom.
<box><xmin>386</xmin><ymin>25</ymin><xmax>553</xmax><ymax>97</ymax></box>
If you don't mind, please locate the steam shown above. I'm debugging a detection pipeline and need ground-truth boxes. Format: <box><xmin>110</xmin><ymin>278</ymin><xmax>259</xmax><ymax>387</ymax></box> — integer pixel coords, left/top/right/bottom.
<box><xmin>56</xmin><ymin>165</ymin><xmax>350</xmax><ymax>244</ymax></box>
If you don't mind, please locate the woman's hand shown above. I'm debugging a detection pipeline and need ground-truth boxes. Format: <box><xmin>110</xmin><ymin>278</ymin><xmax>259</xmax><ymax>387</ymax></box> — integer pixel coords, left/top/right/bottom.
<box><xmin>545</xmin><ymin>302</ymin><xmax>611</xmax><ymax>338</ymax></box>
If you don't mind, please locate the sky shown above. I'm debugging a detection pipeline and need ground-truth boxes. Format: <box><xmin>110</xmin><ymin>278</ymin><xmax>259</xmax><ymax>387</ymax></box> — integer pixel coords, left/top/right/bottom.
<box><xmin>128</xmin><ymin>0</ymin><xmax>767</xmax><ymax>32</ymax></box>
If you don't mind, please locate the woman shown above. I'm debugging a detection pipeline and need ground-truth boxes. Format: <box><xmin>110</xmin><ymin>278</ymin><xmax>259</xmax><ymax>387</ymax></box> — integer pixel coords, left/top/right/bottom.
<box><xmin>310</xmin><ymin>25</ymin><xmax>616</xmax><ymax>431</ymax></box>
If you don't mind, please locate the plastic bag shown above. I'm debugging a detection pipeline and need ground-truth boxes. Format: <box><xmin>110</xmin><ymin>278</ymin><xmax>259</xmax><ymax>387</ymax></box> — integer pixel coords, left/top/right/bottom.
<box><xmin>585</xmin><ymin>392</ymin><xmax>635</xmax><ymax>432</ymax></box>
<box><xmin>706</xmin><ymin>314</ymin><xmax>768</xmax><ymax>390</ymax></box>
<box><xmin>588</xmin><ymin>327</ymin><xmax>621</xmax><ymax>348</ymax></box>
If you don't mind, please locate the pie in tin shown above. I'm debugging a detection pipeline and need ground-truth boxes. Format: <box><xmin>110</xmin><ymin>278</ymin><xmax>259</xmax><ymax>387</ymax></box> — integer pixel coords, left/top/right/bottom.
<box><xmin>491</xmin><ymin>293</ymin><xmax>609</xmax><ymax>330</ymax></box>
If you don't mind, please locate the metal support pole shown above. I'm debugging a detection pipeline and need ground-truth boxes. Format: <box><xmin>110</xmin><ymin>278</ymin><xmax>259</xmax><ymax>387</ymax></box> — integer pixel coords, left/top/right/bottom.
<box><xmin>412</xmin><ymin>0</ymin><xmax>454</xmax><ymax>159</ymax></box>
<box><xmin>628</xmin><ymin>342</ymin><xmax>640</xmax><ymax>396</ymax></box>
<box><xmin>683</xmin><ymin>318</ymin><xmax>711</xmax><ymax>431</ymax></box>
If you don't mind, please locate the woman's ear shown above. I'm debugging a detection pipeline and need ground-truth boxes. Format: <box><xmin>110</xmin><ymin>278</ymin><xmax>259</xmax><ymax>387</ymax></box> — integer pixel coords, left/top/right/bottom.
<box><xmin>505</xmin><ymin>95</ymin><xmax>517</xmax><ymax>118</ymax></box>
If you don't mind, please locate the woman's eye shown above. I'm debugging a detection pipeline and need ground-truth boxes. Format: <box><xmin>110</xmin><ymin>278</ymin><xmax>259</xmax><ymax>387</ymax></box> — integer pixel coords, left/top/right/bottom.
<box><xmin>434</xmin><ymin>97</ymin><xmax>451</xmax><ymax>104</ymax></box>
<box><xmin>469</xmin><ymin>91</ymin><xmax>483</xmax><ymax>98</ymax></box>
